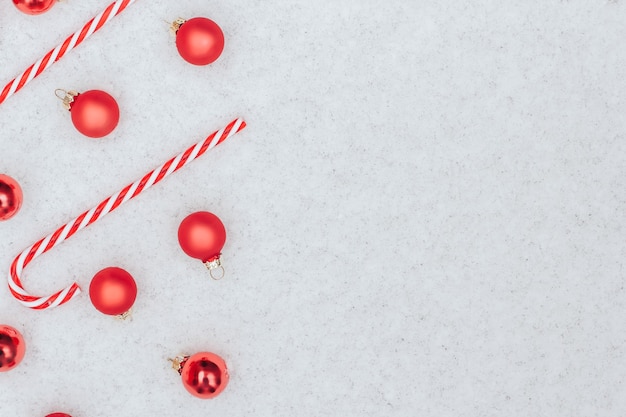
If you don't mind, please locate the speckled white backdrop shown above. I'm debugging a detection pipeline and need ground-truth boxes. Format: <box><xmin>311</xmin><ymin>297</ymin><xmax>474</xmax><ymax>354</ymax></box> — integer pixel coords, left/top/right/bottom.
<box><xmin>1</xmin><ymin>0</ymin><xmax>626</xmax><ymax>416</ymax></box>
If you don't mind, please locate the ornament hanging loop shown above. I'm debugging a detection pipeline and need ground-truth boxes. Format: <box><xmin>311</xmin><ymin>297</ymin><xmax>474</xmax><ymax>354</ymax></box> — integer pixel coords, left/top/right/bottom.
<box><xmin>54</xmin><ymin>89</ymin><xmax>67</xmax><ymax>99</ymax></box>
<box><xmin>54</xmin><ymin>89</ymin><xmax>78</xmax><ymax>110</ymax></box>
<box><xmin>204</xmin><ymin>257</ymin><xmax>225</xmax><ymax>280</ymax></box>
<box><xmin>209</xmin><ymin>265</ymin><xmax>225</xmax><ymax>280</ymax></box>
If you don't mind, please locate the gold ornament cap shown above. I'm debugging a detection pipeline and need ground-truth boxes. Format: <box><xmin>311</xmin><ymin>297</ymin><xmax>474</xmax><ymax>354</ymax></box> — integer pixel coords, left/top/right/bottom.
<box><xmin>55</xmin><ymin>89</ymin><xmax>79</xmax><ymax>111</ymax></box>
<box><xmin>170</xmin><ymin>18</ymin><xmax>186</xmax><ymax>35</ymax></box>
<box><xmin>168</xmin><ymin>355</ymin><xmax>189</xmax><ymax>374</ymax></box>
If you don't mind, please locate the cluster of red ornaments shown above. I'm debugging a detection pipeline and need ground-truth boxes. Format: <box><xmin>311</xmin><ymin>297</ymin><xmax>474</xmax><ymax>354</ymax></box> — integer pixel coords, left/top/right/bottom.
<box><xmin>2</xmin><ymin>4</ymin><xmax>236</xmax><ymax>413</ymax></box>
<box><xmin>0</xmin><ymin>10</ymin><xmax>227</xmax><ymax>209</ymax></box>
<box><xmin>53</xmin><ymin>16</ymin><xmax>224</xmax><ymax>139</ymax></box>
<box><xmin>1</xmin><ymin>209</ymin><xmax>230</xmax><ymax>407</ymax></box>
<box><xmin>87</xmin><ymin>211</ymin><xmax>227</xmax><ymax>318</ymax></box>
<box><xmin>11</xmin><ymin>2</ymin><xmax>225</xmax><ymax>140</ymax></box>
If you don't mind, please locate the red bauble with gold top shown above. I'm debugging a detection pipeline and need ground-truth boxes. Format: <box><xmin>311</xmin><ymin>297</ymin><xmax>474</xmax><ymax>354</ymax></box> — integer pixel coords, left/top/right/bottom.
<box><xmin>89</xmin><ymin>267</ymin><xmax>137</xmax><ymax>316</ymax></box>
<box><xmin>177</xmin><ymin>211</ymin><xmax>226</xmax><ymax>263</ymax></box>
<box><xmin>68</xmin><ymin>90</ymin><xmax>120</xmax><ymax>138</ymax></box>
<box><xmin>0</xmin><ymin>174</ymin><xmax>23</xmax><ymax>221</ymax></box>
<box><xmin>175</xmin><ymin>17</ymin><xmax>225</xmax><ymax>66</ymax></box>
<box><xmin>175</xmin><ymin>352</ymin><xmax>229</xmax><ymax>399</ymax></box>
<box><xmin>0</xmin><ymin>325</ymin><xmax>26</xmax><ymax>372</ymax></box>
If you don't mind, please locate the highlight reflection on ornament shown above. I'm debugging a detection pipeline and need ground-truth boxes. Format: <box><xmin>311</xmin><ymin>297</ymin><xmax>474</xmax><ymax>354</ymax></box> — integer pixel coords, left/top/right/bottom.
<box><xmin>0</xmin><ymin>325</ymin><xmax>26</xmax><ymax>372</ymax></box>
<box><xmin>89</xmin><ymin>267</ymin><xmax>137</xmax><ymax>318</ymax></box>
<box><xmin>170</xmin><ymin>352</ymin><xmax>229</xmax><ymax>399</ymax></box>
<box><xmin>178</xmin><ymin>211</ymin><xmax>227</xmax><ymax>279</ymax></box>
<box><xmin>171</xmin><ymin>17</ymin><xmax>225</xmax><ymax>65</ymax></box>
<box><xmin>0</xmin><ymin>174</ymin><xmax>23</xmax><ymax>221</ymax></box>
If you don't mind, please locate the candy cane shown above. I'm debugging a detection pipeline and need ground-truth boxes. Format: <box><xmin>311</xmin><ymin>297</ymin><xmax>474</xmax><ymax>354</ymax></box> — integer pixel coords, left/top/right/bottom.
<box><xmin>8</xmin><ymin>118</ymin><xmax>246</xmax><ymax>309</ymax></box>
<box><xmin>0</xmin><ymin>0</ymin><xmax>138</xmax><ymax>106</ymax></box>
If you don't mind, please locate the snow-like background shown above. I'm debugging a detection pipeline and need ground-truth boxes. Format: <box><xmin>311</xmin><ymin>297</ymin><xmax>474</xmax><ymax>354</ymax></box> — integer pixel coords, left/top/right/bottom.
<box><xmin>1</xmin><ymin>0</ymin><xmax>626</xmax><ymax>416</ymax></box>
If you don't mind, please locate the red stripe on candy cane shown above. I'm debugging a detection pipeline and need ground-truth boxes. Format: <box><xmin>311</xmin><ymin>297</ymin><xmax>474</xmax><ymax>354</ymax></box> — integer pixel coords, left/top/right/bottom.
<box><xmin>0</xmin><ymin>0</ymin><xmax>138</xmax><ymax>106</ymax></box>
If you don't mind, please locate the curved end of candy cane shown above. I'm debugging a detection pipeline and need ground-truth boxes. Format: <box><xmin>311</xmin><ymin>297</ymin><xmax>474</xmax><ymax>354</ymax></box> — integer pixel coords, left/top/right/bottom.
<box><xmin>30</xmin><ymin>283</ymin><xmax>81</xmax><ymax>310</ymax></box>
<box><xmin>8</xmin><ymin>242</ymin><xmax>82</xmax><ymax>310</ymax></box>
<box><xmin>10</xmin><ymin>280</ymin><xmax>82</xmax><ymax>310</ymax></box>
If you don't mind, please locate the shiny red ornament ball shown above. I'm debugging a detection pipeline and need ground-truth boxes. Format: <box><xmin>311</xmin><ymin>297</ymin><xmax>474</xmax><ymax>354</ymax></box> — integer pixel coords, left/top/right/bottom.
<box><xmin>175</xmin><ymin>17</ymin><xmax>225</xmax><ymax>65</ymax></box>
<box><xmin>45</xmin><ymin>414</ymin><xmax>72</xmax><ymax>417</ymax></box>
<box><xmin>178</xmin><ymin>211</ymin><xmax>226</xmax><ymax>263</ymax></box>
<box><xmin>69</xmin><ymin>90</ymin><xmax>120</xmax><ymax>138</ymax></box>
<box><xmin>0</xmin><ymin>174</ymin><xmax>23</xmax><ymax>221</ymax></box>
<box><xmin>0</xmin><ymin>325</ymin><xmax>26</xmax><ymax>372</ymax></box>
<box><xmin>181</xmin><ymin>352</ymin><xmax>229</xmax><ymax>399</ymax></box>
<box><xmin>89</xmin><ymin>267</ymin><xmax>137</xmax><ymax>316</ymax></box>
<box><xmin>13</xmin><ymin>0</ymin><xmax>55</xmax><ymax>15</ymax></box>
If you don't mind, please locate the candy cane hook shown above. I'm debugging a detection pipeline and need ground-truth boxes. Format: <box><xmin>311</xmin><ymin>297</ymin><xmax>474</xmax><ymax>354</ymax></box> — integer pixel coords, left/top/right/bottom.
<box><xmin>8</xmin><ymin>118</ymin><xmax>246</xmax><ymax>309</ymax></box>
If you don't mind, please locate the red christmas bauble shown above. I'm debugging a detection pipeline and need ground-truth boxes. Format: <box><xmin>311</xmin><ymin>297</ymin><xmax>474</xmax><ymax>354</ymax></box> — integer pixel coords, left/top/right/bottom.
<box><xmin>89</xmin><ymin>267</ymin><xmax>137</xmax><ymax>316</ymax></box>
<box><xmin>178</xmin><ymin>212</ymin><xmax>226</xmax><ymax>263</ymax></box>
<box><xmin>175</xmin><ymin>17</ymin><xmax>224</xmax><ymax>65</ymax></box>
<box><xmin>181</xmin><ymin>352</ymin><xmax>229</xmax><ymax>399</ymax></box>
<box><xmin>45</xmin><ymin>414</ymin><xmax>72</xmax><ymax>417</ymax></box>
<box><xmin>0</xmin><ymin>325</ymin><xmax>26</xmax><ymax>372</ymax></box>
<box><xmin>0</xmin><ymin>174</ymin><xmax>23</xmax><ymax>221</ymax></box>
<box><xmin>13</xmin><ymin>0</ymin><xmax>55</xmax><ymax>15</ymax></box>
<box><xmin>70</xmin><ymin>90</ymin><xmax>120</xmax><ymax>138</ymax></box>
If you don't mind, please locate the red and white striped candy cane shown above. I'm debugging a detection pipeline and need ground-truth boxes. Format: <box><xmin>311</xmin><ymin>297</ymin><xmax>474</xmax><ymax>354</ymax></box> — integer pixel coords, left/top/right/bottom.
<box><xmin>0</xmin><ymin>0</ymin><xmax>138</xmax><ymax>106</ymax></box>
<box><xmin>8</xmin><ymin>118</ymin><xmax>246</xmax><ymax>309</ymax></box>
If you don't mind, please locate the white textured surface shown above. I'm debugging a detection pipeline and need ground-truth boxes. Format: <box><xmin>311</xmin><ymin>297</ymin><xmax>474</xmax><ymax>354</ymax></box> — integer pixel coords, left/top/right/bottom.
<box><xmin>0</xmin><ymin>1</ymin><xmax>625</xmax><ymax>416</ymax></box>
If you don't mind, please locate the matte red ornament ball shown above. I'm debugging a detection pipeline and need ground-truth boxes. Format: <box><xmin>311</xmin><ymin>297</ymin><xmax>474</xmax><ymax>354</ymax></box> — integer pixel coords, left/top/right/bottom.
<box><xmin>0</xmin><ymin>174</ymin><xmax>23</xmax><ymax>221</ymax></box>
<box><xmin>70</xmin><ymin>90</ymin><xmax>120</xmax><ymax>138</ymax></box>
<box><xmin>178</xmin><ymin>211</ymin><xmax>226</xmax><ymax>263</ymax></box>
<box><xmin>181</xmin><ymin>352</ymin><xmax>229</xmax><ymax>399</ymax></box>
<box><xmin>89</xmin><ymin>267</ymin><xmax>137</xmax><ymax>316</ymax></box>
<box><xmin>13</xmin><ymin>0</ymin><xmax>55</xmax><ymax>15</ymax></box>
<box><xmin>175</xmin><ymin>17</ymin><xmax>225</xmax><ymax>65</ymax></box>
<box><xmin>45</xmin><ymin>414</ymin><xmax>72</xmax><ymax>417</ymax></box>
<box><xmin>0</xmin><ymin>325</ymin><xmax>26</xmax><ymax>372</ymax></box>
